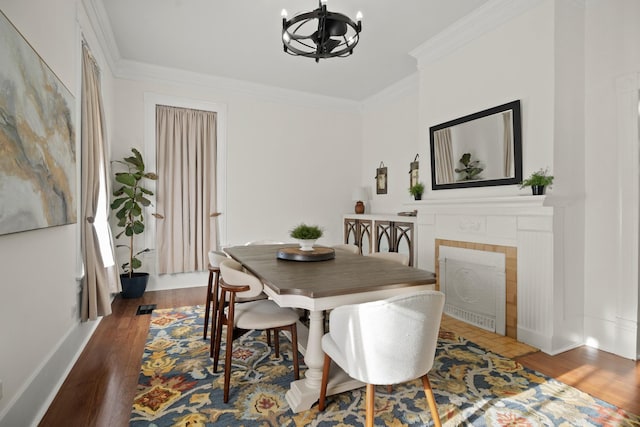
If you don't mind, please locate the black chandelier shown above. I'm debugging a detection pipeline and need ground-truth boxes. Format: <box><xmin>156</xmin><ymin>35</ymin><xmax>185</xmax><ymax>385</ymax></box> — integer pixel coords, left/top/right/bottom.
<box><xmin>281</xmin><ymin>0</ymin><xmax>362</xmax><ymax>63</ymax></box>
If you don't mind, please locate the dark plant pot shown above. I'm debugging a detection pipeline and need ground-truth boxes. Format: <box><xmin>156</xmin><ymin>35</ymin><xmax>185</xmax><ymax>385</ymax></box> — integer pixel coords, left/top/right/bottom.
<box><xmin>414</xmin><ymin>194</ymin><xmax>422</xmax><ymax>200</ymax></box>
<box><xmin>531</xmin><ymin>185</ymin><xmax>546</xmax><ymax>196</ymax></box>
<box><xmin>120</xmin><ymin>272</ymin><xmax>149</xmax><ymax>299</ymax></box>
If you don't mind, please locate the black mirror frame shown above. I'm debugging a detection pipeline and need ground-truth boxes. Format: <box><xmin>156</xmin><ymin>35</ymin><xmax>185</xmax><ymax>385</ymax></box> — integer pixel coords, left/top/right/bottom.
<box><xmin>429</xmin><ymin>100</ymin><xmax>522</xmax><ymax>190</ymax></box>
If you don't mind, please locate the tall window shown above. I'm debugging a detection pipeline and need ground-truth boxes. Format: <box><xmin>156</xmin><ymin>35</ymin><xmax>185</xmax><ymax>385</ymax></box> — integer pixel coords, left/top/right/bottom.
<box><xmin>155</xmin><ymin>105</ymin><xmax>218</xmax><ymax>274</ymax></box>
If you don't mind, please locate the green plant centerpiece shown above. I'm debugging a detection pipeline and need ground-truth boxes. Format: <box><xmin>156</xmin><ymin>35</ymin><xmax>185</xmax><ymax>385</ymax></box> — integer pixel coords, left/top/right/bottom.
<box><xmin>409</xmin><ymin>182</ymin><xmax>425</xmax><ymax>200</ymax></box>
<box><xmin>290</xmin><ymin>223</ymin><xmax>323</xmax><ymax>251</ymax></box>
<box><xmin>454</xmin><ymin>153</ymin><xmax>484</xmax><ymax>181</ymax></box>
<box><xmin>520</xmin><ymin>168</ymin><xmax>554</xmax><ymax>195</ymax></box>
<box><xmin>111</xmin><ymin>148</ymin><xmax>158</xmax><ymax>298</ymax></box>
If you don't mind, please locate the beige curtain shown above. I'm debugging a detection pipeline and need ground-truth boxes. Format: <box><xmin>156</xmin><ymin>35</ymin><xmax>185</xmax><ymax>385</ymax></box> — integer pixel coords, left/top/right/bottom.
<box><xmin>80</xmin><ymin>43</ymin><xmax>120</xmax><ymax>321</ymax></box>
<box><xmin>156</xmin><ymin>105</ymin><xmax>218</xmax><ymax>274</ymax></box>
<box><xmin>503</xmin><ymin>111</ymin><xmax>513</xmax><ymax>176</ymax></box>
<box><xmin>434</xmin><ymin>128</ymin><xmax>455</xmax><ymax>184</ymax></box>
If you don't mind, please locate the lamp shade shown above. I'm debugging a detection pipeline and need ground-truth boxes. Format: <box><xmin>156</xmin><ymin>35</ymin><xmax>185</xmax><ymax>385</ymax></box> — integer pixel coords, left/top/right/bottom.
<box><xmin>352</xmin><ymin>187</ymin><xmax>368</xmax><ymax>201</ymax></box>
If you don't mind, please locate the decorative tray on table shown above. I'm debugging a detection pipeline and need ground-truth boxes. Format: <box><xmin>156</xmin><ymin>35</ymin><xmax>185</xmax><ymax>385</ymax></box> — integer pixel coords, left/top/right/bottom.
<box><xmin>276</xmin><ymin>246</ymin><xmax>336</xmax><ymax>262</ymax></box>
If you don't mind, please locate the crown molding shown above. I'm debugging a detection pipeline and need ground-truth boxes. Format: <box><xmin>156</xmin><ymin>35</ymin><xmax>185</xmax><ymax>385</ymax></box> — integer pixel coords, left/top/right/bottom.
<box><xmin>116</xmin><ymin>59</ymin><xmax>360</xmax><ymax>112</ymax></box>
<box><xmin>361</xmin><ymin>73</ymin><xmax>419</xmax><ymax>110</ymax></box>
<box><xmin>410</xmin><ymin>0</ymin><xmax>545</xmax><ymax>69</ymax></box>
<box><xmin>81</xmin><ymin>0</ymin><xmax>121</xmax><ymax>75</ymax></box>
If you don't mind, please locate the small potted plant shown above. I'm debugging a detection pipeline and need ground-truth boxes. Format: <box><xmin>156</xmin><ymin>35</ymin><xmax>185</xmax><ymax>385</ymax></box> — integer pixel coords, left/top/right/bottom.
<box><xmin>290</xmin><ymin>223</ymin><xmax>323</xmax><ymax>251</ymax></box>
<box><xmin>520</xmin><ymin>168</ymin><xmax>554</xmax><ymax>195</ymax></box>
<box><xmin>111</xmin><ymin>148</ymin><xmax>158</xmax><ymax>298</ymax></box>
<box><xmin>409</xmin><ymin>182</ymin><xmax>425</xmax><ymax>200</ymax></box>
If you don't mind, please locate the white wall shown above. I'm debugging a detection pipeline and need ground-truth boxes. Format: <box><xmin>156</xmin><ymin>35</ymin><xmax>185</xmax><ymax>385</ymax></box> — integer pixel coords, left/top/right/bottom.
<box><xmin>112</xmin><ymin>73</ymin><xmax>362</xmax><ymax>291</ymax></box>
<box><xmin>361</xmin><ymin>75</ymin><xmax>421</xmax><ymax>214</ymax></box>
<box><xmin>584</xmin><ymin>0</ymin><xmax>640</xmax><ymax>359</ymax></box>
<box><xmin>418</xmin><ymin>1</ymin><xmax>555</xmax><ymax>200</ymax></box>
<box><xmin>0</xmin><ymin>1</ymin><xmax>114</xmax><ymax>425</ymax></box>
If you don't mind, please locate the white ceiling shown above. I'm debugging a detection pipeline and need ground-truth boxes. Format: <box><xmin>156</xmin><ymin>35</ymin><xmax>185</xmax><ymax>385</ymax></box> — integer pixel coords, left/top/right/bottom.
<box><xmin>97</xmin><ymin>0</ymin><xmax>489</xmax><ymax>101</ymax></box>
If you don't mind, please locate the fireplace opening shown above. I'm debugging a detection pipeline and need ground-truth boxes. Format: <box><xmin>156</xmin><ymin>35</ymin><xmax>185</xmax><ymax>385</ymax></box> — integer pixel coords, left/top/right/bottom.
<box><xmin>439</xmin><ymin>246</ymin><xmax>506</xmax><ymax>335</ymax></box>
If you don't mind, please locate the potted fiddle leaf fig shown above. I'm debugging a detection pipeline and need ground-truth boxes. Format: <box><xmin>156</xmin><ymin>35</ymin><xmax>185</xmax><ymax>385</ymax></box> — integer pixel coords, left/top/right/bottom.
<box><xmin>111</xmin><ymin>148</ymin><xmax>158</xmax><ymax>298</ymax></box>
<box><xmin>520</xmin><ymin>168</ymin><xmax>554</xmax><ymax>195</ymax></box>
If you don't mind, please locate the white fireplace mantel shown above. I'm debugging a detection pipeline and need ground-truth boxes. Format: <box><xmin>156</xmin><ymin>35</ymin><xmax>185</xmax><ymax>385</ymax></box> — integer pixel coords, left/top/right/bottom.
<box><xmin>410</xmin><ymin>194</ymin><xmax>584</xmax><ymax>355</ymax></box>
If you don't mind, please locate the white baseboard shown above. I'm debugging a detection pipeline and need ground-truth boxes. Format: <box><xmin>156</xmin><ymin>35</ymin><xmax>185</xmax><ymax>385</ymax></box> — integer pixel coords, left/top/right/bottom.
<box><xmin>0</xmin><ymin>318</ymin><xmax>100</xmax><ymax>427</ymax></box>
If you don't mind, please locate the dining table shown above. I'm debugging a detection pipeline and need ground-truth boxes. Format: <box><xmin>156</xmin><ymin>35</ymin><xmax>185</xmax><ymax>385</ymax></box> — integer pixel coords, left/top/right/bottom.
<box><xmin>223</xmin><ymin>244</ymin><xmax>437</xmax><ymax>413</ymax></box>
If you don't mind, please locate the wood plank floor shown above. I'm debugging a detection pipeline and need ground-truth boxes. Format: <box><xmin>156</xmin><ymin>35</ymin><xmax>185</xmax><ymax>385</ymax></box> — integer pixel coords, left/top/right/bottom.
<box><xmin>39</xmin><ymin>287</ymin><xmax>640</xmax><ymax>426</ymax></box>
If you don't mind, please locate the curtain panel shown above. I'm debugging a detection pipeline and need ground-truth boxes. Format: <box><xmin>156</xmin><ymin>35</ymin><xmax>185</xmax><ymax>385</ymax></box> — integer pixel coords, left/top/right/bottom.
<box><xmin>434</xmin><ymin>128</ymin><xmax>455</xmax><ymax>184</ymax></box>
<box><xmin>156</xmin><ymin>105</ymin><xmax>218</xmax><ymax>274</ymax></box>
<box><xmin>80</xmin><ymin>43</ymin><xmax>120</xmax><ymax>321</ymax></box>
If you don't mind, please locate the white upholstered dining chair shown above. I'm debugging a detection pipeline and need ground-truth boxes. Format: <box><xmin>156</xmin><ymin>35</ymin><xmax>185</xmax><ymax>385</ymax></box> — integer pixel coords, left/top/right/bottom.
<box><xmin>332</xmin><ymin>243</ymin><xmax>361</xmax><ymax>255</ymax></box>
<box><xmin>367</xmin><ymin>251</ymin><xmax>410</xmax><ymax>266</ymax></box>
<box><xmin>318</xmin><ymin>290</ymin><xmax>445</xmax><ymax>427</ymax></box>
<box><xmin>214</xmin><ymin>259</ymin><xmax>300</xmax><ymax>403</ymax></box>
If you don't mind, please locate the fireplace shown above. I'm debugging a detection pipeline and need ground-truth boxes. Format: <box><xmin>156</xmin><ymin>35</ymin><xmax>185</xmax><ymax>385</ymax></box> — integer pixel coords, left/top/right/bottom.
<box><xmin>415</xmin><ymin>196</ymin><xmax>582</xmax><ymax>355</ymax></box>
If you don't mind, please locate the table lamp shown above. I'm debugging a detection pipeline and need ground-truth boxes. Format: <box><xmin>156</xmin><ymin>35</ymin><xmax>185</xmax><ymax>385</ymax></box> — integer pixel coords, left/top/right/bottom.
<box><xmin>352</xmin><ymin>187</ymin><xmax>368</xmax><ymax>214</ymax></box>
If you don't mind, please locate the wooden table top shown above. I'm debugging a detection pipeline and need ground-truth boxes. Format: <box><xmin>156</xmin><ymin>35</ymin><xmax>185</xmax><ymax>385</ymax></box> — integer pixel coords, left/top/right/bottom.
<box><xmin>224</xmin><ymin>244</ymin><xmax>436</xmax><ymax>298</ymax></box>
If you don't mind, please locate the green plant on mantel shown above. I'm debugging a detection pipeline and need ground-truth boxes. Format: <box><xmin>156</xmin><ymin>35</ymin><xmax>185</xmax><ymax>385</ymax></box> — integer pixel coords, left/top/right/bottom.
<box><xmin>110</xmin><ymin>148</ymin><xmax>158</xmax><ymax>277</ymax></box>
<box><xmin>290</xmin><ymin>223</ymin><xmax>323</xmax><ymax>240</ymax></box>
<box><xmin>409</xmin><ymin>182</ymin><xmax>425</xmax><ymax>198</ymax></box>
<box><xmin>519</xmin><ymin>168</ymin><xmax>554</xmax><ymax>188</ymax></box>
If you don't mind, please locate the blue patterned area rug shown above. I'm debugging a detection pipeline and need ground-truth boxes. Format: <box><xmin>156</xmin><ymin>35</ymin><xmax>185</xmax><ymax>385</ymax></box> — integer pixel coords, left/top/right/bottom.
<box><xmin>130</xmin><ymin>306</ymin><xmax>639</xmax><ymax>426</ymax></box>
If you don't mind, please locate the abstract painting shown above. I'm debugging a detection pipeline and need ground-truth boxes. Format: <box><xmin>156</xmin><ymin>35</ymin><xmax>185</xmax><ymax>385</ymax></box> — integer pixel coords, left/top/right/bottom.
<box><xmin>0</xmin><ymin>10</ymin><xmax>76</xmax><ymax>235</ymax></box>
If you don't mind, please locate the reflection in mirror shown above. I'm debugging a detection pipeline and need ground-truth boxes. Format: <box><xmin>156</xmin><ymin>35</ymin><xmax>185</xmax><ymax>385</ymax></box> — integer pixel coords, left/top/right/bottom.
<box><xmin>430</xmin><ymin>100</ymin><xmax>522</xmax><ymax>190</ymax></box>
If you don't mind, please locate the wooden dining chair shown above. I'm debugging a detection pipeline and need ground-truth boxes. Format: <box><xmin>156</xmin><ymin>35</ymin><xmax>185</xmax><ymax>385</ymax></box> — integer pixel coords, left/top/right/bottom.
<box><xmin>204</xmin><ymin>251</ymin><xmax>228</xmax><ymax>341</ymax></box>
<box><xmin>318</xmin><ymin>290</ymin><xmax>445</xmax><ymax>427</ymax></box>
<box><xmin>214</xmin><ymin>259</ymin><xmax>300</xmax><ymax>403</ymax></box>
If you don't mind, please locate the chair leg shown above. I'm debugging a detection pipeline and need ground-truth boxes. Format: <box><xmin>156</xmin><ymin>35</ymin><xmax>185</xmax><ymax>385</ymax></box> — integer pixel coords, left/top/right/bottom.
<box><xmin>319</xmin><ymin>353</ymin><xmax>331</xmax><ymax>411</ymax></box>
<box><xmin>212</xmin><ymin>290</ymin><xmax>227</xmax><ymax>370</ymax></box>
<box><xmin>290</xmin><ymin>323</ymin><xmax>299</xmax><ymax>380</ymax></box>
<box><xmin>274</xmin><ymin>329</ymin><xmax>280</xmax><ymax>357</ymax></box>
<box><xmin>203</xmin><ymin>269</ymin><xmax>214</xmax><ymax>339</ymax></box>
<box><xmin>365</xmin><ymin>383</ymin><xmax>375</xmax><ymax>427</ymax></box>
<box><xmin>209</xmin><ymin>270</ymin><xmax>220</xmax><ymax>346</ymax></box>
<box><xmin>223</xmin><ymin>295</ymin><xmax>236</xmax><ymax>403</ymax></box>
<box><xmin>422</xmin><ymin>375</ymin><xmax>442</xmax><ymax>427</ymax></box>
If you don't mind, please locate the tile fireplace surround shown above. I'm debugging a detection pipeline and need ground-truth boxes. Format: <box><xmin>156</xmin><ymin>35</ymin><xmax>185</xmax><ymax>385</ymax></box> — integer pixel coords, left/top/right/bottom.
<box><xmin>414</xmin><ymin>195</ymin><xmax>583</xmax><ymax>355</ymax></box>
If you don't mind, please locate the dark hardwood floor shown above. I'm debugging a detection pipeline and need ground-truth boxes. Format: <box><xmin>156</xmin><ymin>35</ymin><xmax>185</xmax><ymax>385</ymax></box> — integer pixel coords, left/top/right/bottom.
<box><xmin>39</xmin><ymin>288</ymin><xmax>205</xmax><ymax>427</ymax></box>
<box><xmin>38</xmin><ymin>287</ymin><xmax>640</xmax><ymax>426</ymax></box>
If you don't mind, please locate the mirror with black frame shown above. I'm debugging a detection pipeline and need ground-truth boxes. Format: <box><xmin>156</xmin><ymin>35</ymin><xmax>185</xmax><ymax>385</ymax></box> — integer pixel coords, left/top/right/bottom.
<box><xmin>429</xmin><ymin>100</ymin><xmax>522</xmax><ymax>190</ymax></box>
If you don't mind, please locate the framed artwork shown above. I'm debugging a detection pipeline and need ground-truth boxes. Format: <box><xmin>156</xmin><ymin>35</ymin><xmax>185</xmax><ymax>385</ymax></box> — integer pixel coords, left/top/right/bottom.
<box><xmin>376</xmin><ymin>162</ymin><xmax>387</xmax><ymax>194</ymax></box>
<box><xmin>409</xmin><ymin>154</ymin><xmax>419</xmax><ymax>188</ymax></box>
<box><xmin>0</xmin><ymin>10</ymin><xmax>76</xmax><ymax>235</ymax></box>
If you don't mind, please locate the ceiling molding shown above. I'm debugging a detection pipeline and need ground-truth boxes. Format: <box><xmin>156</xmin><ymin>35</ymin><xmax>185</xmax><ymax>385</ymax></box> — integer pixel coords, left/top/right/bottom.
<box><xmin>361</xmin><ymin>73</ymin><xmax>419</xmax><ymax>110</ymax></box>
<box><xmin>410</xmin><ymin>0</ymin><xmax>545</xmax><ymax>69</ymax></box>
<box><xmin>81</xmin><ymin>0</ymin><xmax>121</xmax><ymax>75</ymax></box>
<box><xmin>117</xmin><ymin>59</ymin><xmax>361</xmax><ymax>112</ymax></box>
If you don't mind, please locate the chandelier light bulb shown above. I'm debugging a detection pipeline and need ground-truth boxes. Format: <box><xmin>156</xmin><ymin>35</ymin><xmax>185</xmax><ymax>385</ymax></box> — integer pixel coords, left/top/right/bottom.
<box><xmin>356</xmin><ymin>11</ymin><xmax>363</xmax><ymax>22</ymax></box>
<box><xmin>320</xmin><ymin>0</ymin><xmax>327</xmax><ymax>5</ymax></box>
<box><xmin>281</xmin><ymin>9</ymin><xmax>288</xmax><ymax>18</ymax></box>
